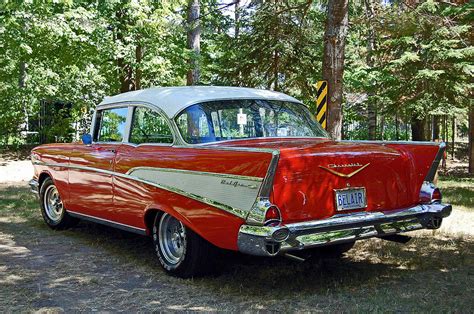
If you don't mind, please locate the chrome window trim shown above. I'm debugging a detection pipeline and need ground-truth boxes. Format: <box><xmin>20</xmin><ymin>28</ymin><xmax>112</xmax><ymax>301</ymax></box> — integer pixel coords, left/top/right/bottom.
<box><xmin>124</xmin><ymin>105</ymin><xmax>134</xmax><ymax>142</ymax></box>
<box><xmin>33</xmin><ymin>161</ymin><xmax>263</xmax><ymax>219</ymax></box>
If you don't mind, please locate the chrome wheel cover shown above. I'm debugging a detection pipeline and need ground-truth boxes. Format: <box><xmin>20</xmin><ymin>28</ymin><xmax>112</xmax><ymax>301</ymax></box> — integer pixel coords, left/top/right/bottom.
<box><xmin>43</xmin><ymin>185</ymin><xmax>64</xmax><ymax>223</ymax></box>
<box><xmin>158</xmin><ymin>213</ymin><xmax>186</xmax><ymax>265</ymax></box>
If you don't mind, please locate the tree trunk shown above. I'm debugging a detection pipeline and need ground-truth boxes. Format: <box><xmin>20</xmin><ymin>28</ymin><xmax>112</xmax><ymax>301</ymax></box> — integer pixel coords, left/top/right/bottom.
<box><xmin>273</xmin><ymin>50</ymin><xmax>279</xmax><ymax>91</ymax></box>
<box><xmin>234</xmin><ymin>0</ymin><xmax>240</xmax><ymax>38</ymax></box>
<box><xmin>322</xmin><ymin>0</ymin><xmax>349</xmax><ymax>140</ymax></box>
<box><xmin>395</xmin><ymin>111</ymin><xmax>399</xmax><ymax>140</ymax></box>
<box><xmin>405</xmin><ymin>115</ymin><xmax>409</xmax><ymax>140</ymax></box>
<box><xmin>379</xmin><ymin>115</ymin><xmax>385</xmax><ymax>140</ymax></box>
<box><xmin>364</xmin><ymin>0</ymin><xmax>377</xmax><ymax>140</ymax></box>
<box><xmin>469</xmin><ymin>104</ymin><xmax>474</xmax><ymax>174</ymax></box>
<box><xmin>19</xmin><ymin>61</ymin><xmax>28</xmax><ymax>136</ymax></box>
<box><xmin>451</xmin><ymin>116</ymin><xmax>455</xmax><ymax>160</ymax></box>
<box><xmin>368</xmin><ymin>103</ymin><xmax>377</xmax><ymax>140</ymax></box>
<box><xmin>116</xmin><ymin>9</ymin><xmax>135</xmax><ymax>93</ymax></box>
<box><xmin>135</xmin><ymin>43</ymin><xmax>143</xmax><ymax>90</ymax></box>
<box><xmin>411</xmin><ymin>116</ymin><xmax>427</xmax><ymax>141</ymax></box>
<box><xmin>186</xmin><ymin>0</ymin><xmax>200</xmax><ymax>86</ymax></box>
<box><xmin>432</xmin><ymin>115</ymin><xmax>440</xmax><ymax>141</ymax></box>
<box><xmin>442</xmin><ymin>115</ymin><xmax>447</xmax><ymax>142</ymax></box>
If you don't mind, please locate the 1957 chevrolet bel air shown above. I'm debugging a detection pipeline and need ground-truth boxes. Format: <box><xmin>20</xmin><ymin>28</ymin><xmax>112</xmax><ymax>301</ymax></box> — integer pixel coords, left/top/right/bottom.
<box><xmin>30</xmin><ymin>86</ymin><xmax>452</xmax><ymax>277</ymax></box>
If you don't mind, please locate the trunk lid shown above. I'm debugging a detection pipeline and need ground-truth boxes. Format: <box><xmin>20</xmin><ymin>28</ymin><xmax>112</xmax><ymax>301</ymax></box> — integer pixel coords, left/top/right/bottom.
<box><xmin>211</xmin><ymin>138</ymin><xmax>440</xmax><ymax>223</ymax></box>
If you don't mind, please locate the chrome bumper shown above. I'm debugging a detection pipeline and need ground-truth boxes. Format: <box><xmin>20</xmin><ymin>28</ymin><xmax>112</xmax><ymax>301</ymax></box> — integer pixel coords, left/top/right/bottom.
<box><xmin>238</xmin><ymin>203</ymin><xmax>452</xmax><ymax>256</ymax></box>
<box><xmin>29</xmin><ymin>179</ymin><xmax>39</xmax><ymax>195</ymax></box>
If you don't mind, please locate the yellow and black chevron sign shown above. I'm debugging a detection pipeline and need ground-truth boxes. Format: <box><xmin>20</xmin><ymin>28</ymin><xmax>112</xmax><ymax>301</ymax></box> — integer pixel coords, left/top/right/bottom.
<box><xmin>315</xmin><ymin>80</ymin><xmax>327</xmax><ymax>129</ymax></box>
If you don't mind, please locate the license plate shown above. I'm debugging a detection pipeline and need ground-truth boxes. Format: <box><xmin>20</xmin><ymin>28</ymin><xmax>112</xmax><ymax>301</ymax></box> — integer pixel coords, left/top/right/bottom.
<box><xmin>334</xmin><ymin>188</ymin><xmax>367</xmax><ymax>211</ymax></box>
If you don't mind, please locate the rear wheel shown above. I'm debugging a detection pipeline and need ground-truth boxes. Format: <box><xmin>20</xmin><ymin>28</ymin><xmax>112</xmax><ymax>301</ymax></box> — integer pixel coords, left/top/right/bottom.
<box><xmin>39</xmin><ymin>177</ymin><xmax>78</xmax><ymax>229</ymax></box>
<box><xmin>153</xmin><ymin>212</ymin><xmax>215</xmax><ymax>278</ymax></box>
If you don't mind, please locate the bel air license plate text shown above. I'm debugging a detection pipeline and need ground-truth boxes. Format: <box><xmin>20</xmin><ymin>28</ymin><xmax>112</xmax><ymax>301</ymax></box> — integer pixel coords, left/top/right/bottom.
<box><xmin>335</xmin><ymin>188</ymin><xmax>367</xmax><ymax>211</ymax></box>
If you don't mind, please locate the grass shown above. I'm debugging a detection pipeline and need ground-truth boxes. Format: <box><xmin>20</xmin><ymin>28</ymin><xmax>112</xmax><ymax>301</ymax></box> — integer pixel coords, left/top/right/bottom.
<box><xmin>438</xmin><ymin>176</ymin><xmax>474</xmax><ymax>210</ymax></box>
<box><xmin>0</xmin><ymin>176</ymin><xmax>473</xmax><ymax>311</ymax></box>
<box><xmin>0</xmin><ymin>185</ymin><xmax>39</xmax><ymax>218</ymax></box>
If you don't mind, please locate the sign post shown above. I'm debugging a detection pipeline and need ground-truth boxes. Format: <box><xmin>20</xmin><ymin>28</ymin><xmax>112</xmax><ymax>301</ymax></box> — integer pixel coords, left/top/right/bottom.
<box><xmin>315</xmin><ymin>80</ymin><xmax>328</xmax><ymax>129</ymax></box>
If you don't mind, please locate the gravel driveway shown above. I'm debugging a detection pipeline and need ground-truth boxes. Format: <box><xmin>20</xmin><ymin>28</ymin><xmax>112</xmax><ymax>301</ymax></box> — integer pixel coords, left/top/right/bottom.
<box><xmin>0</xmin><ymin>159</ymin><xmax>33</xmax><ymax>184</ymax></box>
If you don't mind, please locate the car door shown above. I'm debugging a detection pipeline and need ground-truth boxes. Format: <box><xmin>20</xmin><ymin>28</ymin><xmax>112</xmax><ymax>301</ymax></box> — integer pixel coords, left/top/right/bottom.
<box><xmin>113</xmin><ymin>105</ymin><xmax>175</xmax><ymax>228</ymax></box>
<box><xmin>67</xmin><ymin>106</ymin><xmax>130</xmax><ymax>220</ymax></box>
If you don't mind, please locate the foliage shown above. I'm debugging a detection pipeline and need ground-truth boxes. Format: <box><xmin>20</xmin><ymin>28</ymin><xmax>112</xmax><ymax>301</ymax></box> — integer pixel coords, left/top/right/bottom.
<box><xmin>0</xmin><ymin>0</ymin><xmax>472</xmax><ymax>145</ymax></box>
<box><xmin>345</xmin><ymin>0</ymin><xmax>472</xmax><ymax>140</ymax></box>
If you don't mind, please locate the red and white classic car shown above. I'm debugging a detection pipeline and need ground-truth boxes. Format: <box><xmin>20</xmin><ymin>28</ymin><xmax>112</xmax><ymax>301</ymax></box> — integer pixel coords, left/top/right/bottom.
<box><xmin>30</xmin><ymin>86</ymin><xmax>451</xmax><ymax>277</ymax></box>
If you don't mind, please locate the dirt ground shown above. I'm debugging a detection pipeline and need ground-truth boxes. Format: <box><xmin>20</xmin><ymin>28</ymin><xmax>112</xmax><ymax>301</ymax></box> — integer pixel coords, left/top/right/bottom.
<box><xmin>1</xmin><ymin>157</ymin><xmax>473</xmax><ymax>312</ymax></box>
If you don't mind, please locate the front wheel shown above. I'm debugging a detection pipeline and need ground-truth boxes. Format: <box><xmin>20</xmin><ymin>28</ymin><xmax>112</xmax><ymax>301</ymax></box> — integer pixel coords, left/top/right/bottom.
<box><xmin>39</xmin><ymin>177</ymin><xmax>78</xmax><ymax>229</ymax></box>
<box><xmin>153</xmin><ymin>212</ymin><xmax>215</xmax><ymax>278</ymax></box>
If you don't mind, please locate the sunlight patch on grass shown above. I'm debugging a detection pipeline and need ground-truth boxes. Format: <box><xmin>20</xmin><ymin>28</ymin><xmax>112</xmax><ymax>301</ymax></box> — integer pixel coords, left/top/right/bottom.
<box><xmin>438</xmin><ymin>176</ymin><xmax>473</xmax><ymax>210</ymax></box>
<box><xmin>0</xmin><ymin>185</ymin><xmax>39</xmax><ymax>220</ymax></box>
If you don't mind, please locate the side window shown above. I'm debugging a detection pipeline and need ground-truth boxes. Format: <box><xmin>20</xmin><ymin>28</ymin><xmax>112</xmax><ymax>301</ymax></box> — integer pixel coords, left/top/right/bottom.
<box><xmin>130</xmin><ymin>107</ymin><xmax>173</xmax><ymax>144</ymax></box>
<box><xmin>95</xmin><ymin>107</ymin><xmax>128</xmax><ymax>142</ymax></box>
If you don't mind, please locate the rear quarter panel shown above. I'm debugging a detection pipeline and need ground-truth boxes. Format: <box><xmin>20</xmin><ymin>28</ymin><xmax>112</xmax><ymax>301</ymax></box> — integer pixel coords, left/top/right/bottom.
<box><xmin>114</xmin><ymin>145</ymin><xmax>274</xmax><ymax>250</ymax></box>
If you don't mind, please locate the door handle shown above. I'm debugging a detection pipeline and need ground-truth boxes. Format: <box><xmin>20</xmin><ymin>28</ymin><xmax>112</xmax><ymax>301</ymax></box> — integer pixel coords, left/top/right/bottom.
<box><xmin>106</xmin><ymin>148</ymin><xmax>116</xmax><ymax>153</ymax></box>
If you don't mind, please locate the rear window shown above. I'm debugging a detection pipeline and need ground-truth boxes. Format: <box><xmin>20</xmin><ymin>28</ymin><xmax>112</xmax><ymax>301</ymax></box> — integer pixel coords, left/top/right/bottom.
<box><xmin>175</xmin><ymin>99</ymin><xmax>327</xmax><ymax>144</ymax></box>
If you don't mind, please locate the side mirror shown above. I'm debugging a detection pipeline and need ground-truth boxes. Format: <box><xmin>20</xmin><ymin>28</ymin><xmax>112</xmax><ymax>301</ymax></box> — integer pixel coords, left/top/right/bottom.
<box><xmin>81</xmin><ymin>134</ymin><xmax>92</xmax><ymax>145</ymax></box>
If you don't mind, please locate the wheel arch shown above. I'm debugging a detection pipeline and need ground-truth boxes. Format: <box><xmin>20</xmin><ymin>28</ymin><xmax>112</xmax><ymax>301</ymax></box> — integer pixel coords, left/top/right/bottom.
<box><xmin>144</xmin><ymin>208</ymin><xmax>163</xmax><ymax>235</ymax></box>
<box><xmin>38</xmin><ymin>171</ymin><xmax>53</xmax><ymax>188</ymax></box>
<box><xmin>143</xmin><ymin>204</ymin><xmax>193</xmax><ymax>237</ymax></box>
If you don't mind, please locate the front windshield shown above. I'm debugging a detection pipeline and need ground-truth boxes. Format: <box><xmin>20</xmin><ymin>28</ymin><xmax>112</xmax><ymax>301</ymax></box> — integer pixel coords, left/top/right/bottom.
<box><xmin>175</xmin><ymin>99</ymin><xmax>328</xmax><ymax>144</ymax></box>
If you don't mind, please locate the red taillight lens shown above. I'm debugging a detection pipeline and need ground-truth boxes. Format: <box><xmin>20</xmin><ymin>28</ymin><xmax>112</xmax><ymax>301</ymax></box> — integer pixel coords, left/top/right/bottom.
<box><xmin>264</xmin><ymin>206</ymin><xmax>281</xmax><ymax>226</ymax></box>
<box><xmin>420</xmin><ymin>182</ymin><xmax>442</xmax><ymax>204</ymax></box>
<box><xmin>432</xmin><ymin>188</ymin><xmax>442</xmax><ymax>202</ymax></box>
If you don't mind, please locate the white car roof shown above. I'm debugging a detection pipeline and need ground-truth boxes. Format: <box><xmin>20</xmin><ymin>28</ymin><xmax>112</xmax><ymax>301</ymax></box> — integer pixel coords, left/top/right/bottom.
<box><xmin>99</xmin><ymin>86</ymin><xmax>303</xmax><ymax>118</ymax></box>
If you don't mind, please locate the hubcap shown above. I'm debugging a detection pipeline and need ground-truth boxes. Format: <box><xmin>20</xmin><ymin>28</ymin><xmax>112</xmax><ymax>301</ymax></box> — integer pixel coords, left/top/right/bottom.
<box><xmin>158</xmin><ymin>213</ymin><xmax>186</xmax><ymax>265</ymax></box>
<box><xmin>43</xmin><ymin>185</ymin><xmax>64</xmax><ymax>223</ymax></box>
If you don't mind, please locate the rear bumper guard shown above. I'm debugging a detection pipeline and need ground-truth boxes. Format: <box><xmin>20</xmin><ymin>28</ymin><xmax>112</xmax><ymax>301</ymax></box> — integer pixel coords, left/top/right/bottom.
<box><xmin>29</xmin><ymin>179</ymin><xmax>39</xmax><ymax>195</ymax></box>
<box><xmin>238</xmin><ymin>203</ymin><xmax>452</xmax><ymax>256</ymax></box>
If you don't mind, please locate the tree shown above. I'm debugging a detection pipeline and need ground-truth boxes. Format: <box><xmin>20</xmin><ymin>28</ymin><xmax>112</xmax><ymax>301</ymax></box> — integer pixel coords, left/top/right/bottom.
<box><xmin>186</xmin><ymin>0</ymin><xmax>201</xmax><ymax>85</ymax></box>
<box><xmin>212</xmin><ymin>1</ymin><xmax>322</xmax><ymax>106</ymax></box>
<box><xmin>364</xmin><ymin>0</ymin><xmax>377</xmax><ymax>140</ymax></box>
<box><xmin>322</xmin><ymin>0</ymin><xmax>349</xmax><ymax>140</ymax></box>
<box><xmin>469</xmin><ymin>103</ymin><xmax>474</xmax><ymax>174</ymax></box>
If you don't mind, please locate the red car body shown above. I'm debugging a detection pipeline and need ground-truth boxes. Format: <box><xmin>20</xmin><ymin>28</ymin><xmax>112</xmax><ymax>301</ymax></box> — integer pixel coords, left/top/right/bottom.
<box><xmin>30</xmin><ymin>86</ymin><xmax>451</xmax><ymax>264</ymax></box>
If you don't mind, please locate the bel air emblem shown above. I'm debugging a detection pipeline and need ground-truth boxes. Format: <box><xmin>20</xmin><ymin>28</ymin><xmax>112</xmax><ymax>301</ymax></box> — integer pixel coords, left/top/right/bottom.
<box><xmin>220</xmin><ymin>179</ymin><xmax>258</xmax><ymax>190</ymax></box>
<box><xmin>319</xmin><ymin>163</ymin><xmax>370</xmax><ymax>178</ymax></box>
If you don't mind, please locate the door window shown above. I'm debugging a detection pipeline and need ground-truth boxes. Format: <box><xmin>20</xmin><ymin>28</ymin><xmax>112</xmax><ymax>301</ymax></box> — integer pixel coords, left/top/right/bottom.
<box><xmin>95</xmin><ymin>107</ymin><xmax>128</xmax><ymax>142</ymax></box>
<box><xmin>130</xmin><ymin>107</ymin><xmax>173</xmax><ymax>144</ymax></box>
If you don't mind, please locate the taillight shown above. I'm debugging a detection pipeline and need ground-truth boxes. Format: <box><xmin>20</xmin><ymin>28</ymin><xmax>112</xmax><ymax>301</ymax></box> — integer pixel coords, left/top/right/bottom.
<box><xmin>419</xmin><ymin>182</ymin><xmax>442</xmax><ymax>204</ymax></box>
<box><xmin>431</xmin><ymin>188</ymin><xmax>442</xmax><ymax>203</ymax></box>
<box><xmin>264</xmin><ymin>205</ymin><xmax>281</xmax><ymax>226</ymax></box>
